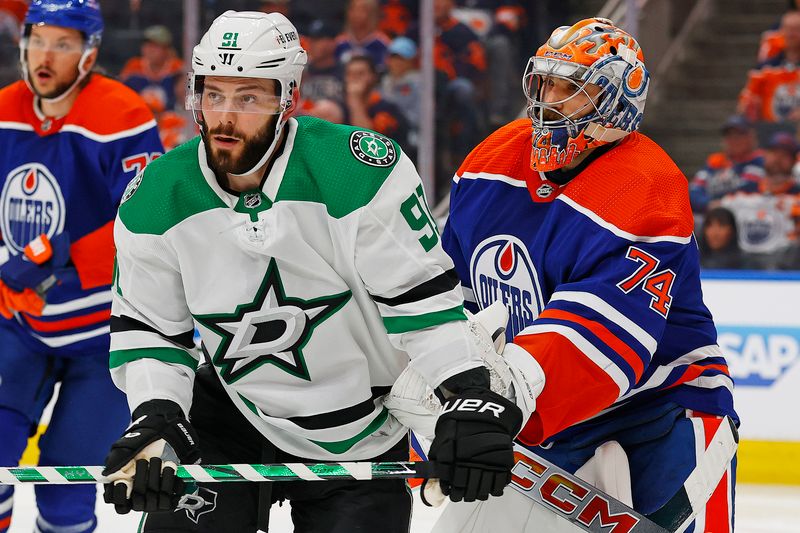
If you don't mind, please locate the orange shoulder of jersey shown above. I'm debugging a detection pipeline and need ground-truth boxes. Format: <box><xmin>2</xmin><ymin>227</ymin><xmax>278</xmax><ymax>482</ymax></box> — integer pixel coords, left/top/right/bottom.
<box><xmin>0</xmin><ymin>80</ymin><xmax>34</xmax><ymax>123</ymax></box>
<box><xmin>65</xmin><ymin>75</ymin><xmax>156</xmax><ymax>136</ymax></box>
<box><xmin>455</xmin><ymin>118</ymin><xmax>534</xmax><ymax>184</ymax></box>
<box><xmin>561</xmin><ymin>132</ymin><xmax>694</xmax><ymax>241</ymax></box>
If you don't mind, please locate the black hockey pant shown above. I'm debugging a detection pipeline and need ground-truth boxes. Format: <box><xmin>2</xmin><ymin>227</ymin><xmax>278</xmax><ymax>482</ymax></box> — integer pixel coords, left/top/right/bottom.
<box><xmin>139</xmin><ymin>365</ymin><xmax>412</xmax><ymax>533</ymax></box>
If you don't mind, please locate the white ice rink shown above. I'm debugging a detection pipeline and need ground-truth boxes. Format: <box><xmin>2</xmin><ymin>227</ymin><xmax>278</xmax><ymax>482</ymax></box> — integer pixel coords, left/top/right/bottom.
<box><xmin>7</xmin><ymin>482</ymin><xmax>800</xmax><ymax>532</ymax></box>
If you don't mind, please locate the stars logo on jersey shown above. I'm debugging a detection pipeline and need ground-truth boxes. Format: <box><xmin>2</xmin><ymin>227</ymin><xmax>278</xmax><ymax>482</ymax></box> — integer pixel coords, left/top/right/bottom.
<box><xmin>177</xmin><ymin>487</ymin><xmax>218</xmax><ymax>524</ymax></box>
<box><xmin>195</xmin><ymin>258</ymin><xmax>351</xmax><ymax>383</ymax></box>
<box><xmin>349</xmin><ymin>131</ymin><xmax>397</xmax><ymax>167</ymax></box>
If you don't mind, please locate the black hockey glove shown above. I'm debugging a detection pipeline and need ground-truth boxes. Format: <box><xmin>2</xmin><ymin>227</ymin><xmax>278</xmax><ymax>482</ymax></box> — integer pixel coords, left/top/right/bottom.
<box><xmin>103</xmin><ymin>399</ymin><xmax>201</xmax><ymax>514</ymax></box>
<box><xmin>428</xmin><ymin>367</ymin><xmax>522</xmax><ymax>503</ymax></box>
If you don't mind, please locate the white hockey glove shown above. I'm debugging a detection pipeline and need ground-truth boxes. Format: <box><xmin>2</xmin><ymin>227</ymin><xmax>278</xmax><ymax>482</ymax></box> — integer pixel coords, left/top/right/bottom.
<box><xmin>384</xmin><ymin>301</ymin><xmax>545</xmax><ymax>438</ymax></box>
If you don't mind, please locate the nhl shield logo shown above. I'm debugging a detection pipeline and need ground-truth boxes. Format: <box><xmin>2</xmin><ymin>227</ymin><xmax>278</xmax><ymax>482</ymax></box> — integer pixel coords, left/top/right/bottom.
<box><xmin>535</xmin><ymin>184</ymin><xmax>554</xmax><ymax>198</ymax></box>
<box><xmin>0</xmin><ymin>163</ymin><xmax>66</xmax><ymax>254</ymax></box>
<box><xmin>243</xmin><ymin>192</ymin><xmax>262</xmax><ymax>209</ymax></box>
<box><xmin>120</xmin><ymin>172</ymin><xmax>143</xmax><ymax>204</ymax></box>
<box><xmin>470</xmin><ymin>235</ymin><xmax>545</xmax><ymax>339</ymax></box>
<box><xmin>349</xmin><ymin>131</ymin><xmax>397</xmax><ymax>167</ymax></box>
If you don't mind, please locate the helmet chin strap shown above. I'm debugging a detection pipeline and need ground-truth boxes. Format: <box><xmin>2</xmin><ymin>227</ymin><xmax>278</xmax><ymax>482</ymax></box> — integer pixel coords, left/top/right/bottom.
<box><xmin>229</xmin><ymin>109</ymin><xmax>287</xmax><ymax>178</ymax></box>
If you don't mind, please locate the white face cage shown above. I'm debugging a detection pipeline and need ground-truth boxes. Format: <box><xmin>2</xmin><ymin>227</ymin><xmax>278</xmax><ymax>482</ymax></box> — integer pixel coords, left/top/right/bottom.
<box><xmin>523</xmin><ymin>56</ymin><xmax>607</xmax><ymax>137</ymax></box>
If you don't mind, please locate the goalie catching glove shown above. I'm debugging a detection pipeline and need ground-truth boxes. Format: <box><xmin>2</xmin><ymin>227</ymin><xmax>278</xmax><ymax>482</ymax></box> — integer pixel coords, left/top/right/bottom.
<box><xmin>103</xmin><ymin>399</ymin><xmax>201</xmax><ymax>514</ymax></box>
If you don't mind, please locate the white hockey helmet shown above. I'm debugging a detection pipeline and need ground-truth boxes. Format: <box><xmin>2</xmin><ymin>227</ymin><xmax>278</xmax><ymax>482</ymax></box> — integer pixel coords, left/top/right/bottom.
<box><xmin>188</xmin><ymin>11</ymin><xmax>307</xmax><ymax>174</ymax></box>
<box><xmin>188</xmin><ymin>11</ymin><xmax>306</xmax><ymax>118</ymax></box>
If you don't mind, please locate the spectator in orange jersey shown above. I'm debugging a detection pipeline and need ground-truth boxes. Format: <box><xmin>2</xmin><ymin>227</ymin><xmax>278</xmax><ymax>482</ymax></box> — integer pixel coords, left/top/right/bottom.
<box><xmin>739</xmin><ymin>10</ymin><xmax>800</xmax><ymax>123</ymax></box>
<box><xmin>120</xmin><ymin>25</ymin><xmax>183</xmax><ymax>112</ymax></box>
<box><xmin>433</xmin><ymin>0</ymin><xmax>486</xmax><ymax>84</ymax></box>
<box><xmin>431</xmin><ymin>0</ymin><xmax>487</xmax><ymax>165</ymax></box>
<box><xmin>344</xmin><ymin>54</ymin><xmax>410</xmax><ymax>150</ymax></box>
<box><xmin>690</xmin><ymin>116</ymin><xmax>764</xmax><ymax>214</ymax></box>
<box><xmin>335</xmin><ymin>0</ymin><xmax>391</xmax><ymax>67</ymax></box>
<box><xmin>139</xmin><ymin>91</ymin><xmax>190</xmax><ymax>151</ymax></box>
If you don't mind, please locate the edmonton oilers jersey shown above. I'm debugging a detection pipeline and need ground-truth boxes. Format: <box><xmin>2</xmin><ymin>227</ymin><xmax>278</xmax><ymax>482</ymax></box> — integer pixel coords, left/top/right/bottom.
<box><xmin>0</xmin><ymin>75</ymin><xmax>162</xmax><ymax>355</ymax></box>
<box><xmin>443</xmin><ymin>119</ymin><xmax>737</xmax><ymax>446</ymax></box>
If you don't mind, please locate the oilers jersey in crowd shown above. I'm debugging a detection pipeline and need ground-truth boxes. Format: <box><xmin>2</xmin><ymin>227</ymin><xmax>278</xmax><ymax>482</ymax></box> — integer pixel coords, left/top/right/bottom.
<box><xmin>442</xmin><ymin>119</ymin><xmax>737</xmax><ymax>447</ymax></box>
<box><xmin>0</xmin><ymin>74</ymin><xmax>163</xmax><ymax>355</ymax></box>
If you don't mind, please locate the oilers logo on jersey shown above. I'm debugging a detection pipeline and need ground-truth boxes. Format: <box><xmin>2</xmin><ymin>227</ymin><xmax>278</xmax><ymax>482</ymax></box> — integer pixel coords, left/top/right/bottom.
<box><xmin>0</xmin><ymin>162</ymin><xmax>66</xmax><ymax>254</ymax></box>
<box><xmin>470</xmin><ymin>235</ymin><xmax>545</xmax><ymax>338</ymax></box>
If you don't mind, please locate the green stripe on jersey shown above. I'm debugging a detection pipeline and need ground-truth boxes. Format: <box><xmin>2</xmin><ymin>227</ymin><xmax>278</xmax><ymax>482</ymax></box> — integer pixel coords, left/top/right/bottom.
<box><xmin>275</xmin><ymin>117</ymin><xmax>401</xmax><ymax>219</ymax></box>
<box><xmin>382</xmin><ymin>305</ymin><xmax>467</xmax><ymax>334</ymax></box>
<box><xmin>118</xmin><ymin>137</ymin><xmax>226</xmax><ymax>235</ymax></box>
<box><xmin>309</xmin><ymin>407</ymin><xmax>390</xmax><ymax>454</ymax></box>
<box><xmin>109</xmin><ymin>347</ymin><xmax>198</xmax><ymax>370</ymax></box>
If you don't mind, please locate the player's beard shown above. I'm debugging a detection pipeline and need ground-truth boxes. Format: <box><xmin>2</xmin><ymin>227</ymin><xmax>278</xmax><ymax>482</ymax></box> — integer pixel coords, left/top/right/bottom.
<box><xmin>203</xmin><ymin>118</ymin><xmax>276</xmax><ymax>176</ymax></box>
<box><xmin>30</xmin><ymin>66</ymin><xmax>79</xmax><ymax>100</ymax></box>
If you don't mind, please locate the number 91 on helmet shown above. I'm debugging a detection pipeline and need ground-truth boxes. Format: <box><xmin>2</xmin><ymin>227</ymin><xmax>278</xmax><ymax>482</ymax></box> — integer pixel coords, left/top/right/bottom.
<box><xmin>186</xmin><ymin>11</ymin><xmax>307</xmax><ymax>119</ymax></box>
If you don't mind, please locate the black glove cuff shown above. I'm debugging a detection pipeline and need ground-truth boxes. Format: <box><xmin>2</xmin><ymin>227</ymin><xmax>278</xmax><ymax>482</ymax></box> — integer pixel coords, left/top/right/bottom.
<box><xmin>435</xmin><ymin>366</ymin><xmax>491</xmax><ymax>403</ymax></box>
<box><xmin>132</xmin><ymin>399</ymin><xmax>185</xmax><ymax>421</ymax></box>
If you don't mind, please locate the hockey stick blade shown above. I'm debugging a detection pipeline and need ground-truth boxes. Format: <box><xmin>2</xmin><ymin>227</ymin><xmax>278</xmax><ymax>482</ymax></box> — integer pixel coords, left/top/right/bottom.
<box><xmin>0</xmin><ymin>461</ymin><xmax>434</xmax><ymax>485</ymax></box>
<box><xmin>511</xmin><ymin>445</ymin><xmax>668</xmax><ymax>533</ymax></box>
<box><xmin>508</xmin><ymin>416</ymin><xmax>737</xmax><ymax>533</ymax></box>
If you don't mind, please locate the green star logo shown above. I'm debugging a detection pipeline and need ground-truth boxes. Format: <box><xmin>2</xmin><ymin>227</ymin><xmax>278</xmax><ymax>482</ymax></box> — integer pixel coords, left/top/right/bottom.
<box><xmin>195</xmin><ymin>259</ymin><xmax>350</xmax><ymax>383</ymax></box>
<box><xmin>349</xmin><ymin>131</ymin><xmax>397</xmax><ymax>167</ymax></box>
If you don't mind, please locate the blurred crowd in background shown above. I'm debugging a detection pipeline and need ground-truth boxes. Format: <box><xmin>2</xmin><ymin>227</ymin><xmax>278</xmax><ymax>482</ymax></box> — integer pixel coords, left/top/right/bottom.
<box><xmin>0</xmin><ymin>0</ymin><xmax>570</xmax><ymax>196</ymax></box>
<box><xmin>693</xmin><ymin>0</ymin><xmax>800</xmax><ymax>270</ymax></box>
<box><xmin>5</xmin><ymin>0</ymin><xmax>800</xmax><ymax>272</ymax></box>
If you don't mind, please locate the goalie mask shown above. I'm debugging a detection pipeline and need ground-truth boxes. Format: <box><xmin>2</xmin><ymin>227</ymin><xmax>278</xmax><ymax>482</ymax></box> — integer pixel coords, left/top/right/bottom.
<box><xmin>524</xmin><ymin>18</ymin><xmax>649</xmax><ymax>172</ymax></box>
<box><xmin>188</xmin><ymin>11</ymin><xmax>307</xmax><ymax>176</ymax></box>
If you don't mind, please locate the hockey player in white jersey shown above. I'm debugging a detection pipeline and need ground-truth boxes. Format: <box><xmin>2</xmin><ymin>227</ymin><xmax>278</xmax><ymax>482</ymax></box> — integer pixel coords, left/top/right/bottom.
<box><xmin>100</xmin><ymin>11</ymin><xmax>522</xmax><ymax>531</ymax></box>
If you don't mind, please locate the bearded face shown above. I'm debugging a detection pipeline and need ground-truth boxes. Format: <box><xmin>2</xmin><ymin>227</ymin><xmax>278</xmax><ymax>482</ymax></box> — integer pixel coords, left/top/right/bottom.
<box><xmin>202</xmin><ymin>117</ymin><xmax>277</xmax><ymax>176</ymax></box>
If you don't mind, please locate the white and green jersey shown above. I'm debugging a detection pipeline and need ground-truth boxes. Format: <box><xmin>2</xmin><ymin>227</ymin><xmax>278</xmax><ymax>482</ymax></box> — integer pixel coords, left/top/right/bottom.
<box><xmin>110</xmin><ymin>116</ymin><xmax>482</xmax><ymax>460</ymax></box>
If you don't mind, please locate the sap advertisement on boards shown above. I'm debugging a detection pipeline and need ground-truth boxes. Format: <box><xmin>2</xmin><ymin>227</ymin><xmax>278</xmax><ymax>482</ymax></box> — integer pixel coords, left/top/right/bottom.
<box><xmin>701</xmin><ymin>273</ymin><xmax>800</xmax><ymax>441</ymax></box>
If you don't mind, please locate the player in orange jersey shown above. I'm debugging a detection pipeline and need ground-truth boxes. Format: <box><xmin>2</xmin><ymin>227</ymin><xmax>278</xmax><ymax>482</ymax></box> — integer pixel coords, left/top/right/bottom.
<box><xmin>0</xmin><ymin>1</ymin><xmax>163</xmax><ymax>531</ymax></box>
<box><xmin>402</xmin><ymin>17</ymin><xmax>737</xmax><ymax>532</ymax></box>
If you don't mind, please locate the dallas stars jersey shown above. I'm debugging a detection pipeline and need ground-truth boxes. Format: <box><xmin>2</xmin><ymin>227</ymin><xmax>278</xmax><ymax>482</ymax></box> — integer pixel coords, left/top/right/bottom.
<box><xmin>110</xmin><ymin>116</ymin><xmax>481</xmax><ymax>460</ymax></box>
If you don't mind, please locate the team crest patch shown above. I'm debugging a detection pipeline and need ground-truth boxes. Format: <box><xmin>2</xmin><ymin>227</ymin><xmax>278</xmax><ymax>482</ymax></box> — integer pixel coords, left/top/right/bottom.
<box><xmin>120</xmin><ymin>172</ymin><xmax>143</xmax><ymax>204</ymax></box>
<box><xmin>349</xmin><ymin>131</ymin><xmax>397</xmax><ymax>167</ymax></box>
<box><xmin>470</xmin><ymin>235</ymin><xmax>545</xmax><ymax>339</ymax></box>
<box><xmin>0</xmin><ymin>163</ymin><xmax>66</xmax><ymax>254</ymax></box>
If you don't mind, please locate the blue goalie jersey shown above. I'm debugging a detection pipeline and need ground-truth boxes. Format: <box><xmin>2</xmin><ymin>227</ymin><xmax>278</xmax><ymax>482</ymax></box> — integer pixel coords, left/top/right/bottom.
<box><xmin>443</xmin><ymin>119</ymin><xmax>737</xmax><ymax>446</ymax></box>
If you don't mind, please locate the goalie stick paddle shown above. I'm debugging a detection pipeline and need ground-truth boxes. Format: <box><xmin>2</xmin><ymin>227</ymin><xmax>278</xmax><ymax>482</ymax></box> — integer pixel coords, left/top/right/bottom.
<box><xmin>0</xmin><ymin>461</ymin><xmax>435</xmax><ymax>485</ymax></box>
<box><xmin>507</xmin><ymin>416</ymin><xmax>738</xmax><ymax>533</ymax></box>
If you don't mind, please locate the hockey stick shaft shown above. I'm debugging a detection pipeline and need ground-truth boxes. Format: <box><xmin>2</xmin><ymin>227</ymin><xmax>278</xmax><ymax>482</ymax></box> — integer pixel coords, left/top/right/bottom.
<box><xmin>0</xmin><ymin>461</ymin><xmax>436</xmax><ymax>485</ymax></box>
